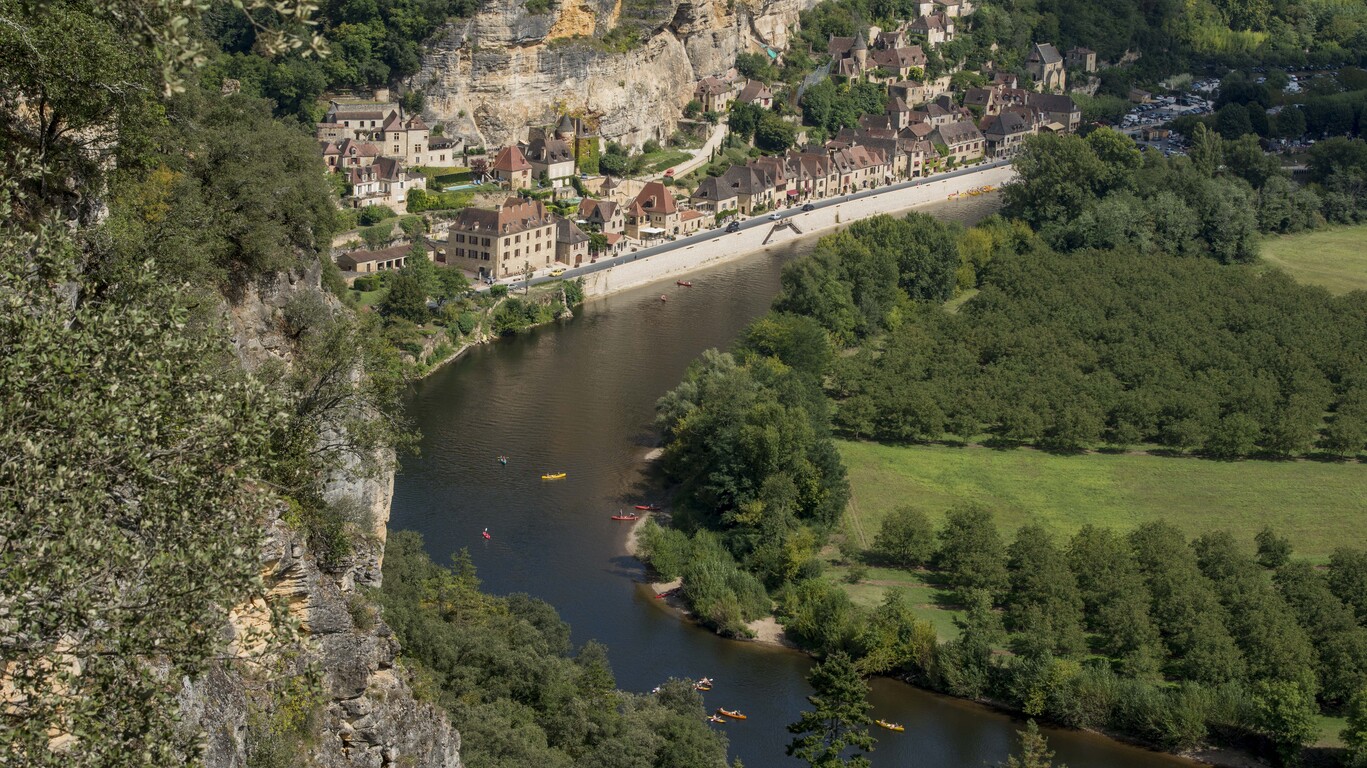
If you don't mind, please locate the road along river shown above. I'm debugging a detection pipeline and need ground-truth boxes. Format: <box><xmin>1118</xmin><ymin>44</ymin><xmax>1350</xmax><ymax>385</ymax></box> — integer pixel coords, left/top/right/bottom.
<box><xmin>391</xmin><ymin>194</ymin><xmax>1199</xmax><ymax>768</ymax></box>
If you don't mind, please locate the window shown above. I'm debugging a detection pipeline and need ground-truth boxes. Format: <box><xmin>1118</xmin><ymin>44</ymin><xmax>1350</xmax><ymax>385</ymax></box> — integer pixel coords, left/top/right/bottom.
<box><xmin>504</xmin><ymin>238</ymin><xmax>510</xmax><ymax>246</ymax></box>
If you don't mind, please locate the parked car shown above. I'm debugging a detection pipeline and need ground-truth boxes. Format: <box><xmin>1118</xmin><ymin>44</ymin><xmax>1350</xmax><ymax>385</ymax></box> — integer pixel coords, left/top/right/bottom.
<box><xmin>801</xmin><ymin>203</ymin><xmax>815</xmax><ymax>211</ymax></box>
<box><xmin>768</xmin><ymin>212</ymin><xmax>782</xmax><ymax>221</ymax></box>
<box><xmin>725</xmin><ymin>221</ymin><xmax>741</xmax><ymax>233</ymax></box>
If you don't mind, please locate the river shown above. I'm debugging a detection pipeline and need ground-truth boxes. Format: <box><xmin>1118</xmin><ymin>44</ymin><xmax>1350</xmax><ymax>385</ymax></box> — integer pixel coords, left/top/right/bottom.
<box><xmin>390</xmin><ymin>194</ymin><xmax>1197</xmax><ymax>768</ymax></box>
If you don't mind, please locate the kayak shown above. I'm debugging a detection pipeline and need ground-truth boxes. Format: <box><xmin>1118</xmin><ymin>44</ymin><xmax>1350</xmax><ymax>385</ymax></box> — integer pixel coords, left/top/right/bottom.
<box><xmin>707</xmin><ymin>715</ymin><xmax>726</xmax><ymax>724</ymax></box>
<box><xmin>541</xmin><ymin>472</ymin><xmax>566</xmax><ymax>480</ymax></box>
<box><xmin>875</xmin><ymin>719</ymin><xmax>904</xmax><ymax>732</ymax></box>
<box><xmin>611</xmin><ymin>514</ymin><xmax>640</xmax><ymax>521</ymax></box>
<box><xmin>717</xmin><ymin>708</ymin><xmax>747</xmax><ymax>720</ymax></box>
<box><xmin>677</xmin><ymin>281</ymin><xmax>693</xmax><ymax>287</ymax></box>
<box><xmin>634</xmin><ymin>504</ymin><xmax>660</xmax><ymax>511</ymax></box>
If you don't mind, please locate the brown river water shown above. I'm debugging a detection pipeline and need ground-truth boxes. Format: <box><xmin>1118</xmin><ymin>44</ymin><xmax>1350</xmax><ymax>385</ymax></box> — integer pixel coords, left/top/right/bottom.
<box><xmin>391</xmin><ymin>194</ymin><xmax>1199</xmax><ymax>767</ymax></box>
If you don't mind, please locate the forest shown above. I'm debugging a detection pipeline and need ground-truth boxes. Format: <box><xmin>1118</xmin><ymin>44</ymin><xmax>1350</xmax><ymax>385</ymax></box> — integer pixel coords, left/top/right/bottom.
<box><xmin>378</xmin><ymin>532</ymin><xmax>731</xmax><ymax>768</ymax></box>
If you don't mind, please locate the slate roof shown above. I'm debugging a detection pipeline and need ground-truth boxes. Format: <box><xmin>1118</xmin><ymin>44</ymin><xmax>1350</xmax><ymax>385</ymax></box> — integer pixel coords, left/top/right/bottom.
<box><xmin>933</xmin><ymin>119</ymin><xmax>983</xmax><ymax>146</ymax></box>
<box><xmin>1029</xmin><ymin>43</ymin><xmax>1063</xmax><ymax>65</ymax></box>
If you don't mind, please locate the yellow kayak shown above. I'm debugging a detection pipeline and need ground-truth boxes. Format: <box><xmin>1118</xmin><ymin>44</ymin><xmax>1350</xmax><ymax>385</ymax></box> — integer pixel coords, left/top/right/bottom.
<box><xmin>875</xmin><ymin>719</ymin><xmax>905</xmax><ymax>732</ymax></box>
<box><xmin>541</xmin><ymin>472</ymin><xmax>567</xmax><ymax>480</ymax></box>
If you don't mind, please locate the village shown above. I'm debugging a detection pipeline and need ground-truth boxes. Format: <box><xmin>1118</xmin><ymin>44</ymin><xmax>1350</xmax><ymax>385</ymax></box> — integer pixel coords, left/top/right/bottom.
<box><xmin>318</xmin><ymin>0</ymin><xmax>1096</xmax><ymax>285</ymax></box>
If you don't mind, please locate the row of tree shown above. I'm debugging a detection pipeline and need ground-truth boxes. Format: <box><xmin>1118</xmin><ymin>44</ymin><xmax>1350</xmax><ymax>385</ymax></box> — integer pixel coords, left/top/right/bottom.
<box><xmin>828</xmin><ymin>244</ymin><xmax>1367</xmax><ymax>456</ymax></box>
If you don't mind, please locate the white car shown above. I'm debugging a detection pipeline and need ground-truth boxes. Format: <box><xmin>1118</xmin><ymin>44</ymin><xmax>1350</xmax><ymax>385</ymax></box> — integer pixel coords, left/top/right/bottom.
<box><xmin>768</xmin><ymin>212</ymin><xmax>781</xmax><ymax>221</ymax></box>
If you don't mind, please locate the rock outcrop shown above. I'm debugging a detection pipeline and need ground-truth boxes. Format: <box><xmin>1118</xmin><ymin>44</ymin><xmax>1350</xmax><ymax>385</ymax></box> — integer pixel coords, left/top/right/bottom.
<box><xmin>178</xmin><ymin>267</ymin><xmax>462</xmax><ymax>768</ymax></box>
<box><xmin>414</xmin><ymin>0</ymin><xmax>822</xmax><ymax>148</ymax></box>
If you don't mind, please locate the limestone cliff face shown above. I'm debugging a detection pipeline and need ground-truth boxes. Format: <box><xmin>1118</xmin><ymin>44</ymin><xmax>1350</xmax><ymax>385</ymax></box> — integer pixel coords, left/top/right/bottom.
<box><xmin>178</xmin><ymin>267</ymin><xmax>461</xmax><ymax>768</ymax></box>
<box><xmin>415</xmin><ymin>0</ymin><xmax>821</xmax><ymax>148</ymax></box>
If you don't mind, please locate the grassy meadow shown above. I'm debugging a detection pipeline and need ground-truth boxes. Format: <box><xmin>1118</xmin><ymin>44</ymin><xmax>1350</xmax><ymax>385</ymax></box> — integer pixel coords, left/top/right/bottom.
<box><xmin>837</xmin><ymin>440</ymin><xmax>1367</xmax><ymax>560</ymax></box>
<box><xmin>1261</xmin><ymin>224</ymin><xmax>1367</xmax><ymax>295</ymax></box>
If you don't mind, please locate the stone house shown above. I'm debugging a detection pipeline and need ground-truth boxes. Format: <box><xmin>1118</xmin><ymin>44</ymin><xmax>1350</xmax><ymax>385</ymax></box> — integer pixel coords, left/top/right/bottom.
<box><xmin>930</xmin><ymin>119</ymin><xmax>985</xmax><ymax>164</ymax></box>
<box><xmin>1025</xmin><ymin>92</ymin><xmax>1081</xmax><ymax>133</ymax></box>
<box><xmin>447</xmin><ymin>197</ymin><xmax>556</xmax><ymax>280</ymax></box>
<box><xmin>694</xmin><ymin>76</ymin><xmax>735</xmax><ymax>114</ymax></box>
<box><xmin>737</xmin><ymin>80</ymin><xmax>775</xmax><ymax>109</ymax></box>
<box><xmin>625</xmin><ymin>181</ymin><xmax>682</xmax><ymax>239</ymax></box>
<box><xmin>490</xmin><ymin>146</ymin><xmax>533</xmax><ymax>190</ymax></box>
<box><xmin>1066</xmin><ymin>46</ymin><xmax>1097</xmax><ymax>73</ymax></box>
<box><xmin>937</xmin><ymin>0</ymin><xmax>974</xmax><ymax>16</ymax></box>
<box><xmin>376</xmin><ymin>112</ymin><xmax>431</xmax><ymax>168</ymax></box>
<box><xmin>909</xmin><ymin>13</ymin><xmax>955</xmax><ymax>47</ymax></box>
<box><xmin>678</xmin><ymin>210</ymin><xmax>706</xmax><ymax>234</ymax></box>
<box><xmin>324</xmin><ymin>138</ymin><xmax>381</xmax><ymax>169</ymax></box>
<box><xmin>577</xmin><ymin>198</ymin><xmax>623</xmax><ymax>234</ymax></box>
<box><xmin>1026</xmin><ymin>43</ymin><xmax>1066</xmax><ymax>92</ymax></box>
<box><xmin>689</xmin><ymin>176</ymin><xmax>741</xmax><ymax>214</ymax></box>
<box><xmin>979</xmin><ymin>109</ymin><xmax>1036</xmax><ymax>157</ymax></box>
<box><xmin>523</xmin><ymin>137</ymin><xmax>576</xmax><ymax>188</ymax></box>
<box><xmin>870</xmin><ymin>46</ymin><xmax>928</xmax><ymax>81</ymax></box>
<box><xmin>828</xmin><ymin>32</ymin><xmax>870</xmax><ymax>77</ymax></box>
<box><xmin>963</xmin><ymin>87</ymin><xmax>998</xmax><ymax>115</ymax></box>
<box><xmin>338</xmin><ymin>243</ymin><xmax>418</xmax><ymax>274</ymax></box>
<box><xmin>555</xmin><ymin>217</ymin><xmax>590</xmax><ymax>267</ymax></box>
<box><xmin>830</xmin><ymin>144</ymin><xmax>889</xmax><ymax>193</ymax></box>
<box><xmin>347</xmin><ymin>156</ymin><xmax>427</xmax><ymax>208</ymax></box>
<box><xmin>320</xmin><ymin>100</ymin><xmax>400</xmax><ymax>141</ymax></box>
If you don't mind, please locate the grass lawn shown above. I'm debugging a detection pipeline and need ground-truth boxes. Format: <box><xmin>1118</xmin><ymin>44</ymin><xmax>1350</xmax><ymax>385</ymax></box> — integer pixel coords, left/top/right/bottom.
<box><xmin>1316</xmin><ymin>714</ymin><xmax>1347</xmax><ymax>748</ymax></box>
<box><xmin>943</xmin><ymin>288</ymin><xmax>978</xmax><ymax>313</ymax></box>
<box><xmin>838</xmin><ymin>440</ymin><xmax>1367</xmax><ymax>560</ymax></box>
<box><xmin>640</xmin><ymin>149</ymin><xmax>691</xmax><ymax>174</ymax></box>
<box><xmin>823</xmin><ymin>560</ymin><xmax>965</xmax><ymax>641</ymax></box>
<box><xmin>1261</xmin><ymin>224</ymin><xmax>1367</xmax><ymax>295</ymax></box>
<box><xmin>348</xmin><ymin>285</ymin><xmax>389</xmax><ymax>309</ymax></box>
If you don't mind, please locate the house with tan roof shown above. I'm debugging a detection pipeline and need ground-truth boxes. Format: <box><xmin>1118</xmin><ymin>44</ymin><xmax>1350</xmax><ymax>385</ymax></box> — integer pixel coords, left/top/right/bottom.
<box><xmin>737</xmin><ymin>80</ymin><xmax>775</xmax><ymax>109</ymax></box>
<box><xmin>577</xmin><ymin>198</ymin><xmax>624</xmax><ymax>234</ymax></box>
<box><xmin>447</xmin><ymin>197</ymin><xmax>556</xmax><ymax>279</ymax></box>
<box><xmin>695</xmin><ymin>75</ymin><xmax>735</xmax><ymax>114</ymax></box>
<box><xmin>909</xmin><ymin>13</ymin><xmax>955</xmax><ymax>46</ymax></box>
<box><xmin>830</xmin><ymin>144</ymin><xmax>889</xmax><ymax>193</ymax></box>
<box><xmin>870</xmin><ymin>46</ymin><xmax>927</xmax><ymax>80</ymax></box>
<box><xmin>323</xmin><ymin>99</ymin><xmax>400</xmax><ymax>141</ymax></box>
<box><xmin>625</xmin><ymin>181</ymin><xmax>682</xmax><ymax>239</ymax></box>
<box><xmin>338</xmin><ymin>242</ymin><xmax>422</xmax><ymax>274</ymax></box>
<box><xmin>490</xmin><ymin>146</ymin><xmax>533</xmax><ymax>190</ymax></box>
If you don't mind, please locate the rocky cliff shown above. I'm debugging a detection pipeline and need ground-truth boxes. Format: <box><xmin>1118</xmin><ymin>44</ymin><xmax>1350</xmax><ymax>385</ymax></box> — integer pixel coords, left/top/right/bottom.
<box><xmin>415</xmin><ymin>0</ymin><xmax>822</xmax><ymax>148</ymax></box>
<box><xmin>177</xmin><ymin>266</ymin><xmax>462</xmax><ymax>768</ymax></box>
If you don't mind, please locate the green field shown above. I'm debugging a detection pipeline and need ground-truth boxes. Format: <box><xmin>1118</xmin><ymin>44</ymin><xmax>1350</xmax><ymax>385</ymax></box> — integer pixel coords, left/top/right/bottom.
<box><xmin>838</xmin><ymin>440</ymin><xmax>1367</xmax><ymax>560</ymax></box>
<box><xmin>1261</xmin><ymin>224</ymin><xmax>1367</xmax><ymax>295</ymax></box>
<box><xmin>824</xmin><ymin>560</ymin><xmax>965</xmax><ymax>641</ymax></box>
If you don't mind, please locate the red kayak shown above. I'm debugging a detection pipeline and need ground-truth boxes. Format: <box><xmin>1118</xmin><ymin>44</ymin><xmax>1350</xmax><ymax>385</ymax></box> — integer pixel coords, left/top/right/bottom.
<box><xmin>676</xmin><ymin>281</ymin><xmax>693</xmax><ymax>287</ymax></box>
<box><xmin>482</xmin><ymin>529</ymin><xmax>491</xmax><ymax>540</ymax></box>
<box><xmin>611</xmin><ymin>514</ymin><xmax>640</xmax><ymax>521</ymax></box>
<box><xmin>634</xmin><ymin>504</ymin><xmax>660</xmax><ymax>511</ymax></box>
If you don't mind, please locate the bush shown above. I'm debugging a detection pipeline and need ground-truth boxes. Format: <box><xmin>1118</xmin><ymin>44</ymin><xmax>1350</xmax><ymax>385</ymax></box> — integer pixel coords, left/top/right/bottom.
<box><xmin>489</xmin><ymin>284</ymin><xmax>509</xmax><ymax>297</ymax></box>
<box><xmin>358</xmin><ymin>206</ymin><xmax>397</xmax><ymax>226</ymax></box>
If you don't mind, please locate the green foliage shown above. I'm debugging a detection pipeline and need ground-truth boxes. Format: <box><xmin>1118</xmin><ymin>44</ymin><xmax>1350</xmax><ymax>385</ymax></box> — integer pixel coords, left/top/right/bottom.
<box><xmin>492</xmin><ymin>296</ymin><xmax>560</xmax><ymax>335</ymax></box>
<box><xmin>786</xmin><ymin>651</ymin><xmax>876</xmax><ymax>768</ymax></box>
<box><xmin>872</xmin><ymin>506</ymin><xmax>936</xmax><ymax>568</ymax></box>
<box><xmin>828</xmin><ymin>245</ymin><xmax>1367</xmax><ymax>457</ymax></box>
<box><xmin>999</xmin><ymin>721</ymin><xmax>1063</xmax><ymax>768</ymax></box>
<box><xmin>104</xmin><ymin>93</ymin><xmax>338</xmax><ymax>291</ymax></box>
<box><xmin>1251</xmin><ymin>680</ymin><xmax>1319</xmax><ymax>765</ymax></box>
<box><xmin>358</xmin><ymin>205</ymin><xmax>397</xmax><ymax>226</ymax></box>
<box><xmin>406</xmin><ymin>188</ymin><xmax>474</xmax><ymax>213</ymax></box>
<box><xmin>379</xmin><ymin>531</ymin><xmax>729</xmax><ymax>768</ymax></box>
<box><xmin>1345</xmin><ymin>688</ymin><xmax>1367</xmax><ymax>767</ymax></box>
<box><xmin>0</xmin><ymin>169</ymin><xmax>284</xmax><ymax>765</ymax></box>
<box><xmin>936</xmin><ymin>504</ymin><xmax>1009</xmax><ymax>602</ymax></box>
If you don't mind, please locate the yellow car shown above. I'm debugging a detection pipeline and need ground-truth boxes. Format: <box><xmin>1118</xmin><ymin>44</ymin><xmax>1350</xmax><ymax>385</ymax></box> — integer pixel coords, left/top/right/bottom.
<box><xmin>550</xmin><ymin>268</ymin><xmax>566</xmax><ymax>276</ymax></box>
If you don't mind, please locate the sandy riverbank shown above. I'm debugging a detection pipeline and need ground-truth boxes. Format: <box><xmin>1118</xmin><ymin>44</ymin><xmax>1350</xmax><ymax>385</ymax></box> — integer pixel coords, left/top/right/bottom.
<box><xmin>579</xmin><ymin>164</ymin><xmax>1015</xmax><ymax>300</ymax></box>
